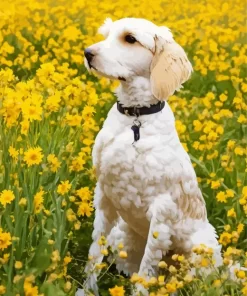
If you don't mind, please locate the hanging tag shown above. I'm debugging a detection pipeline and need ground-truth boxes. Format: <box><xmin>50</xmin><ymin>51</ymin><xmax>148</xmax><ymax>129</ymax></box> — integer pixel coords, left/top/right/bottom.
<box><xmin>131</xmin><ymin>119</ymin><xmax>141</xmax><ymax>143</ymax></box>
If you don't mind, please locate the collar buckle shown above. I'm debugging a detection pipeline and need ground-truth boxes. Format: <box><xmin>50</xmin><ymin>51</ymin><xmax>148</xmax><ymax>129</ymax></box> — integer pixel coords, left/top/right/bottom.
<box><xmin>133</xmin><ymin>106</ymin><xmax>140</xmax><ymax>117</ymax></box>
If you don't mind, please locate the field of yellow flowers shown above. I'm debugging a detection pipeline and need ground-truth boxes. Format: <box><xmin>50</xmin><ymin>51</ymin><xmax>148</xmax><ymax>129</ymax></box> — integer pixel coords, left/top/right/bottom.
<box><xmin>0</xmin><ymin>0</ymin><xmax>246</xmax><ymax>295</ymax></box>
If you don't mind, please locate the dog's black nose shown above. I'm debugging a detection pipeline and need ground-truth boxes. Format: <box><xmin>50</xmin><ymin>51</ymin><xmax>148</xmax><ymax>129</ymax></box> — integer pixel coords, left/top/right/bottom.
<box><xmin>84</xmin><ymin>48</ymin><xmax>94</xmax><ymax>64</ymax></box>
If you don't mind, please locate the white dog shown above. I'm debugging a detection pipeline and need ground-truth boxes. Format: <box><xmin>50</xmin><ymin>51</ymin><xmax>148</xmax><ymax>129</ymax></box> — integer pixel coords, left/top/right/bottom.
<box><xmin>78</xmin><ymin>17</ymin><xmax>223</xmax><ymax>295</ymax></box>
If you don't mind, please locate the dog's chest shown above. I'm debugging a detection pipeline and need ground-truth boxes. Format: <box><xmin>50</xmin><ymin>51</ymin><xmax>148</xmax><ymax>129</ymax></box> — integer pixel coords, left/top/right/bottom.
<box><xmin>95</xmin><ymin>105</ymin><xmax>186</xmax><ymax>215</ymax></box>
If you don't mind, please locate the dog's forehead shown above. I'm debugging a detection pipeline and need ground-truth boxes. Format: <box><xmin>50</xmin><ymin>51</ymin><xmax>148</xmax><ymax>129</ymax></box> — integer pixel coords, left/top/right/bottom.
<box><xmin>110</xmin><ymin>18</ymin><xmax>158</xmax><ymax>35</ymax></box>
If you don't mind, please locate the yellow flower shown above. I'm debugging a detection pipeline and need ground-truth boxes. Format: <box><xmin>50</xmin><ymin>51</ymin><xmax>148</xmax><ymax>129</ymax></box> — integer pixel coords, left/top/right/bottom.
<box><xmin>201</xmin><ymin>258</ymin><xmax>210</xmax><ymax>267</ymax></box>
<box><xmin>74</xmin><ymin>221</ymin><xmax>81</xmax><ymax>230</ymax></box>
<box><xmin>242</xmin><ymin>186</ymin><xmax>247</xmax><ymax>198</ymax></box>
<box><xmin>238</xmin><ymin>114</ymin><xmax>247</xmax><ymax>124</ymax></box>
<box><xmin>24</xmin><ymin>147</ymin><xmax>43</xmax><ymax>167</ymax></box>
<box><xmin>193</xmin><ymin>120</ymin><xmax>203</xmax><ymax>131</ymax></box>
<box><xmin>57</xmin><ymin>180</ymin><xmax>72</xmax><ymax>195</ymax></box>
<box><xmin>24</xmin><ymin>282</ymin><xmax>39</xmax><ymax>296</ymax></box>
<box><xmin>0</xmin><ymin>190</ymin><xmax>15</xmax><ymax>207</ymax></box>
<box><xmin>226</xmin><ymin>189</ymin><xmax>234</xmax><ymax>198</ymax></box>
<box><xmin>172</xmin><ymin>254</ymin><xmax>178</xmax><ymax>261</ymax></box>
<box><xmin>130</xmin><ymin>273</ymin><xmax>140</xmax><ymax>283</ymax></box>
<box><xmin>62</xmin><ymin>25</ymin><xmax>81</xmax><ymax>41</ymax></box>
<box><xmin>211</xmin><ymin>180</ymin><xmax>221</xmax><ymax>189</ymax></box>
<box><xmin>219</xmin><ymin>232</ymin><xmax>232</xmax><ymax>246</ymax></box>
<box><xmin>219</xmin><ymin>93</ymin><xmax>227</xmax><ymax>102</ymax></box>
<box><xmin>66</xmin><ymin>113</ymin><xmax>82</xmax><ymax>126</ymax></box>
<box><xmin>0</xmin><ymin>286</ymin><xmax>6</xmax><ymax>295</ymax></box>
<box><xmin>101</xmin><ymin>249</ymin><xmax>108</xmax><ymax>256</ymax></box>
<box><xmin>0</xmin><ymin>228</ymin><xmax>12</xmax><ymax>250</ymax></box>
<box><xmin>237</xmin><ymin>223</ymin><xmax>244</xmax><ymax>234</ymax></box>
<box><xmin>14</xmin><ymin>275</ymin><xmax>23</xmax><ymax>283</ymax></box>
<box><xmin>153</xmin><ymin>231</ymin><xmax>159</xmax><ymax>239</ymax></box>
<box><xmin>34</xmin><ymin>189</ymin><xmax>45</xmax><ymax>214</ymax></box>
<box><xmin>66</xmin><ymin>209</ymin><xmax>77</xmax><ymax>222</ymax></box>
<box><xmin>178</xmin><ymin>255</ymin><xmax>185</xmax><ymax>262</ymax></box>
<box><xmin>47</xmin><ymin>154</ymin><xmax>61</xmax><ymax>172</ymax></box>
<box><xmin>118</xmin><ymin>243</ymin><xmax>124</xmax><ymax>250</ymax></box>
<box><xmin>77</xmin><ymin>202</ymin><xmax>93</xmax><ymax>217</ymax></box>
<box><xmin>239</xmin><ymin>198</ymin><xmax>246</xmax><ymax>205</ymax></box>
<box><xmin>76</xmin><ymin>187</ymin><xmax>91</xmax><ymax>201</ymax></box>
<box><xmin>95</xmin><ymin>262</ymin><xmax>107</xmax><ymax>270</ymax></box>
<box><xmin>227</xmin><ymin>208</ymin><xmax>236</xmax><ymax>218</ymax></box>
<box><xmin>119</xmin><ymin>251</ymin><xmax>128</xmax><ymax>259</ymax></box>
<box><xmin>64</xmin><ymin>281</ymin><xmax>72</xmax><ymax>292</ymax></box>
<box><xmin>242</xmin><ymin>285</ymin><xmax>247</xmax><ymax>296</ymax></box>
<box><xmin>82</xmin><ymin>105</ymin><xmax>96</xmax><ymax>119</ymax></box>
<box><xmin>36</xmin><ymin>63</ymin><xmax>55</xmax><ymax>81</ymax></box>
<box><xmin>63</xmin><ymin>256</ymin><xmax>72</xmax><ymax>265</ymax></box>
<box><xmin>166</xmin><ymin>283</ymin><xmax>177</xmax><ymax>293</ymax></box>
<box><xmin>169</xmin><ymin>265</ymin><xmax>177</xmax><ymax>273</ymax></box>
<box><xmin>158</xmin><ymin>275</ymin><xmax>165</xmax><ymax>285</ymax></box>
<box><xmin>184</xmin><ymin>274</ymin><xmax>193</xmax><ymax>283</ymax></box>
<box><xmin>158</xmin><ymin>261</ymin><xmax>168</xmax><ymax>268</ymax></box>
<box><xmin>48</xmin><ymin>273</ymin><xmax>58</xmax><ymax>282</ymax></box>
<box><xmin>216</xmin><ymin>191</ymin><xmax>227</xmax><ymax>203</ymax></box>
<box><xmin>19</xmin><ymin>198</ymin><xmax>27</xmax><ymax>206</ymax></box>
<box><xmin>149</xmin><ymin>277</ymin><xmax>157</xmax><ymax>285</ymax></box>
<box><xmin>21</xmin><ymin>97</ymin><xmax>43</xmax><ymax>122</ymax></box>
<box><xmin>98</xmin><ymin>236</ymin><xmax>107</xmax><ymax>246</ymax></box>
<box><xmin>227</xmin><ymin>140</ymin><xmax>236</xmax><ymax>149</ymax></box>
<box><xmin>21</xmin><ymin>120</ymin><xmax>30</xmax><ymax>135</ymax></box>
<box><xmin>69</xmin><ymin>155</ymin><xmax>86</xmax><ymax>172</ymax></box>
<box><xmin>45</xmin><ymin>91</ymin><xmax>61</xmax><ymax>112</ymax></box>
<box><xmin>231</xmin><ymin>231</ymin><xmax>240</xmax><ymax>243</ymax></box>
<box><xmin>234</xmin><ymin>147</ymin><xmax>245</xmax><ymax>156</ymax></box>
<box><xmin>69</xmin><ymin>196</ymin><xmax>76</xmax><ymax>202</ymax></box>
<box><xmin>224</xmin><ymin>224</ymin><xmax>231</xmax><ymax>232</ymax></box>
<box><xmin>109</xmin><ymin>285</ymin><xmax>125</xmax><ymax>296</ymax></box>
<box><xmin>51</xmin><ymin>250</ymin><xmax>60</xmax><ymax>263</ymax></box>
<box><xmin>15</xmin><ymin>261</ymin><xmax>23</xmax><ymax>269</ymax></box>
<box><xmin>236</xmin><ymin>270</ymin><xmax>246</xmax><ymax>279</ymax></box>
<box><xmin>43</xmin><ymin>209</ymin><xmax>51</xmax><ymax>216</ymax></box>
<box><xmin>213</xmin><ymin>279</ymin><xmax>221</xmax><ymax>287</ymax></box>
<box><xmin>8</xmin><ymin>146</ymin><xmax>19</xmax><ymax>160</ymax></box>
<box><xmin>0</xmin><ymin>253</ymin><xmax>10</xmax><ymax>264</ymax></box>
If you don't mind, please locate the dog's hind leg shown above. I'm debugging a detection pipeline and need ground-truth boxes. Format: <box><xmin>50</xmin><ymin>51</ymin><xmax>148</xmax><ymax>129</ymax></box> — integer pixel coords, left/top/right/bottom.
<box><xmin>79</xmin><ymin>182</ymin><xmax>118</xmax><ymax>296</ymax></box>
<box><xmin>138</xmin><ymin>194</ymin><xmax>177</xmax><ymax>277</ymax></box>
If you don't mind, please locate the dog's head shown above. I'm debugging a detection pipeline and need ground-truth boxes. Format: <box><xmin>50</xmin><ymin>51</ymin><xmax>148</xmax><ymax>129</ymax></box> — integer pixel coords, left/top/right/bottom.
<box><xmin>84</xmin><ymin>18</ymin><xmax>193</xmax><ymax>100</ymax></box>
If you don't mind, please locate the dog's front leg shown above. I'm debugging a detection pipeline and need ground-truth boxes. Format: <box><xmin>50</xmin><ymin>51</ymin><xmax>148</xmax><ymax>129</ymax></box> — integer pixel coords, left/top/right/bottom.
<box><xmin>133</xmin><ymin>195</ymin><xmax>177</xmax><ymax>296</ymax></box>
<box><xmin>138</xmin><ymin>194</ymin><xmax>177</xmax><ymax>278</ymax></box>
<box><xmin>78</xmin><ymin>182</ymin><xmax>118</xmax><ymax>296</ymax></box>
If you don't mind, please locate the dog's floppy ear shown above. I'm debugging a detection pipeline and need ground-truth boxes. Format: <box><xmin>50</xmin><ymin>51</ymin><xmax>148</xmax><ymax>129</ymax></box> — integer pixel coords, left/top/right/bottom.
<box><xmin>98</xmin><ymin>18</ymin><xmax>113</xmax><ymax>37</ymax></box>
<box><xmin>150</xmin><ymin>27</ymin><xmax>193</xmax><ymax>101</ymax></box>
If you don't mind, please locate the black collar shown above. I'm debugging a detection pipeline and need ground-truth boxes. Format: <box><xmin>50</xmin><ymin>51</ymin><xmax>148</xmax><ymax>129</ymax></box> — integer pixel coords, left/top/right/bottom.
<box><xmin>117</xmin><ymin>101</ymin><xmax>165</xmax><ymax>117</ymax></box>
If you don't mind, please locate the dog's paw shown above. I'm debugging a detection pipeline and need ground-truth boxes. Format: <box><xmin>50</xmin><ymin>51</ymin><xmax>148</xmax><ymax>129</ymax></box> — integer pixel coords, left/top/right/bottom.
<box><xmin>75</xmin><ymin>286</ymin><xmax>99</xmax><ymax>296</ymax></box>
<box><xmin>75</xmin><ymin>289</ymin><xmax>86</xmax><ymax>296</ymax></box>
<box><xmin>132</xmin><ymin>283</ymin><xmax>149</xmax><ymax>296</ymax></box>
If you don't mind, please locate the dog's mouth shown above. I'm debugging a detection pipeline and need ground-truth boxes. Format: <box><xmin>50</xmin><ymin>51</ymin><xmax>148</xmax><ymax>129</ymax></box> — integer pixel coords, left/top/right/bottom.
<box><xmin>118</xmin><ymin>76</ymin><xmax>126</xmax><ymax>81</ymax></box>
<box><xmin>85</xmin><ymin>62</ymin><xmax>127</xmax><ymax>82</ymax></box>
<box><xmin>89</xmin><ymin>63</ymin><xmax>97</xmax><ymax>71</ymax></box>
<box><xmin>90</xmin><ymin>66</ymin><xmax>126</xmax><ymax>81</ymax></box>
<box><xmin>84</xmin><ymin>56</ymin><xmax>127</xmax><ymax>81</ymax></box>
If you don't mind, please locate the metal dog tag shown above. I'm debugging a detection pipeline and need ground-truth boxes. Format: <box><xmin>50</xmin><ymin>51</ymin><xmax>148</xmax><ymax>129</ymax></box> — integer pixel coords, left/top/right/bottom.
<box><xmin>131</xmin><ymin>119</ymin><xmax>141</xmax><ymax>142</ymax></box>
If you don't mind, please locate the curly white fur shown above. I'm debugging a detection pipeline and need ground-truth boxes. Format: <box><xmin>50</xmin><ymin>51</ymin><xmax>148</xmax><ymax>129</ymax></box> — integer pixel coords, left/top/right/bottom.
<box><xmin>78</xmin><ymin>18</ymin><xmax>224</xmax><ymax>296</ymax></box>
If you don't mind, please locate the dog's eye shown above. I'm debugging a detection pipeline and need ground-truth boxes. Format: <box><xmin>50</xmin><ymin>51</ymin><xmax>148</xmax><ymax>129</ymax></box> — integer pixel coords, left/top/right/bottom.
<box><xmin>125</xmin><ymin>34</ymin><xmax>137</xmax><ymax>44</ymax></box>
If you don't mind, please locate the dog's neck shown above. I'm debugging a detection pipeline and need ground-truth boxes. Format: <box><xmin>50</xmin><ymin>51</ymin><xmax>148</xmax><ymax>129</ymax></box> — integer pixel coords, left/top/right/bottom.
<box><xmin>115</xmin><ymin>76</ymin><xmax>160</xmax><ymax>107</ymax></box>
